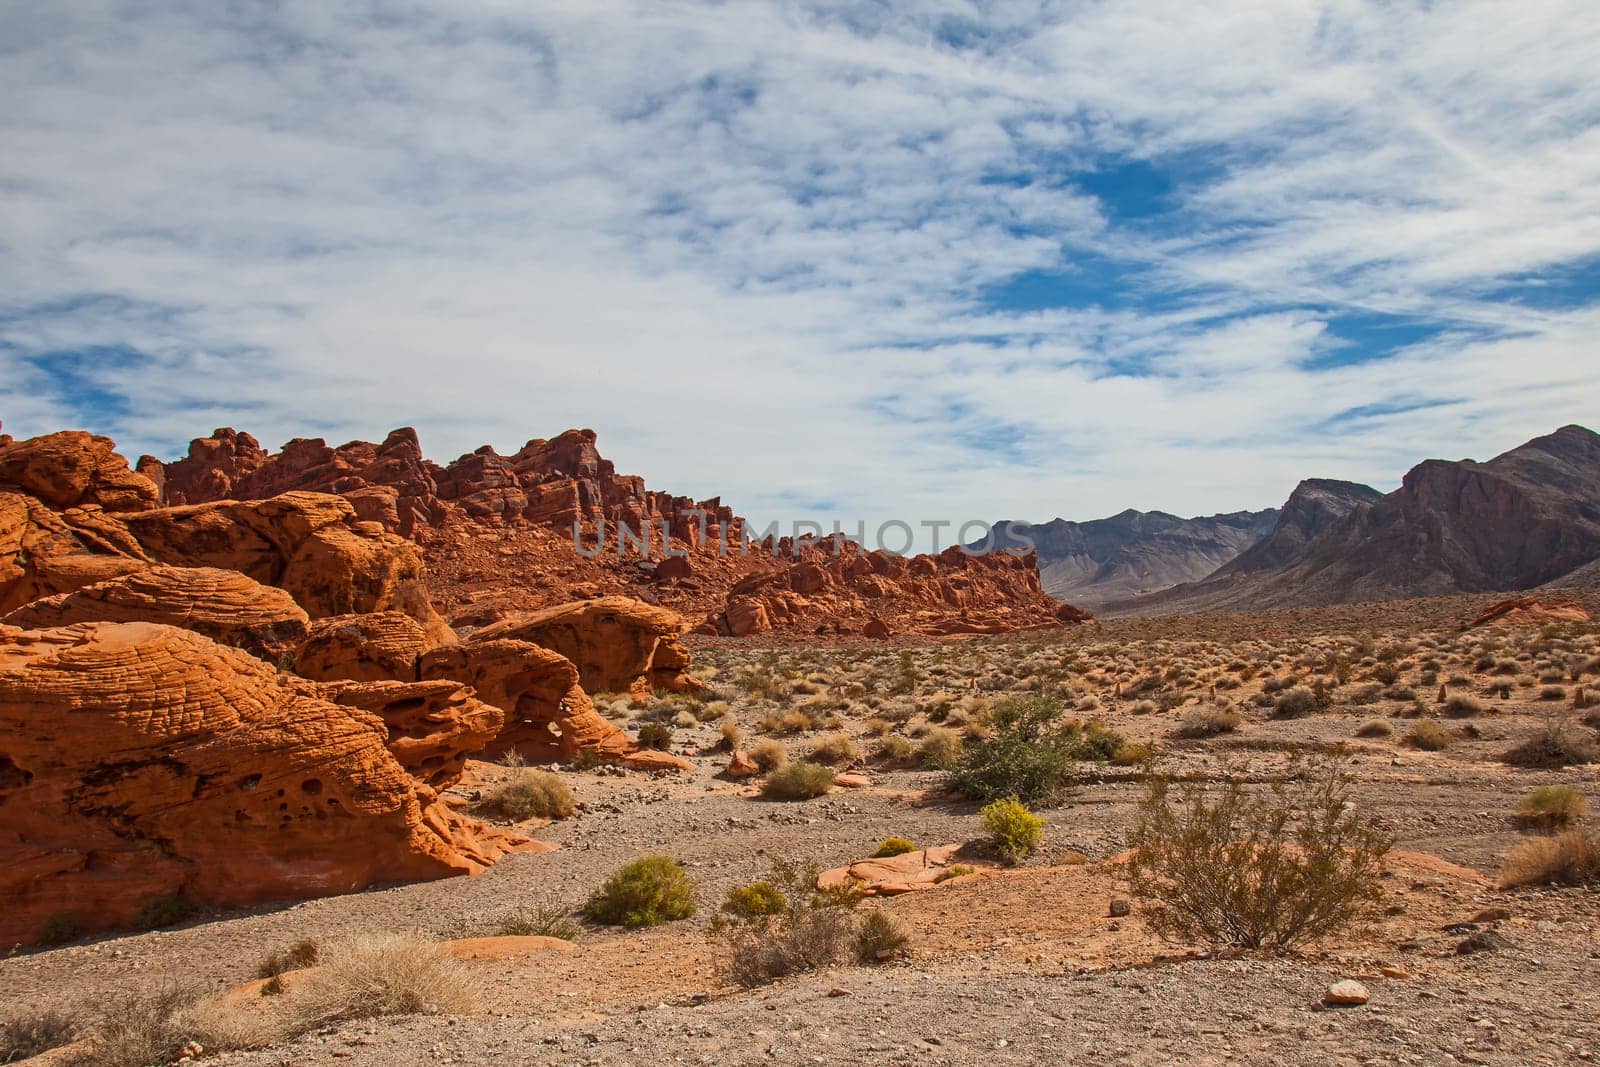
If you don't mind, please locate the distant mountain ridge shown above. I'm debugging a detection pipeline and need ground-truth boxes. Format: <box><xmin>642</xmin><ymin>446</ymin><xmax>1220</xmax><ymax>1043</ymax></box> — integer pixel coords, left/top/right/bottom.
<box><xmin>1105</xmin><ymin>424</ymin><xmax>1600</xmax><ymax>616</ymax></box>
<box><xmin>977</xmin><ymin>507</ymin><xmax>1280</xmax><ymax>609</ymax></box>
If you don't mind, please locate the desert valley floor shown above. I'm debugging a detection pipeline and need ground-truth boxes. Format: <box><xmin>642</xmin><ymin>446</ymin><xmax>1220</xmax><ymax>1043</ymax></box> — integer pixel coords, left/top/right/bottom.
<box><xmin>5</xmin><ymin>592</ymin><xmax>1599</xmax><ymax>1066</ymax></box>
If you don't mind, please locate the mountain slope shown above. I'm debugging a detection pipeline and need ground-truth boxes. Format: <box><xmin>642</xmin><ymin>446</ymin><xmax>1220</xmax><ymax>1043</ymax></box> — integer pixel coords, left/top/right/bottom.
<box><xmin>1107</xmin><ymin>424</ymin><xmax>1600</xmax><ymax>616</ymax></box>
<box><xmin>980</xmin><ymin>508</ymin><xmax>1279</xmax><ymax>609</ymax></box>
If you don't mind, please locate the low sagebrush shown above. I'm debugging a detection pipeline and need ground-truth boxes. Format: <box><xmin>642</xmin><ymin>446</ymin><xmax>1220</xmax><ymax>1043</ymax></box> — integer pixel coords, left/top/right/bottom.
<box><xmin>1127</xmin><ymin>762</ymin><xmax>1392</xmax><ymax>950</ymax></box>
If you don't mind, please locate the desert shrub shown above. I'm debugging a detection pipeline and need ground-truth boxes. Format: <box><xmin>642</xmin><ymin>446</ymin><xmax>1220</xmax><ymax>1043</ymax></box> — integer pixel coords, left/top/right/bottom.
<box><xmin>948</xmin><ymin>696</ymin><xmax>1081</xmax><ymax>805</ymax></box>
<box><xmin>1373</xmin><ymin>663</ymin><xmax>1401</xmax><ymax>685</ymax></box>
<box><xmin>1504</xmin><ymin>715</ymin><xmax>1598</xmax><ymax>768</ymax></box>
<box><xmin>256</xmin><ymin>938</ymin><xmax>321</xmax><ymax>979</ymax></box>
<box><xmin>871</xmin><ymin>837</ymin><xmax>917</xmax><ymax>858</ymax></box>
<box><xmin>1444</xmin><ymin>693</ymin><xmax>1487</xmax><ymax>717</ymax></box>
<box><xmin>286</xmin><ymin>934</ymin><xmax>479</xmax><ymax>1028</ymax></box>
<box><xmin>134</xmin><ymin>893</ymin><xmax>197</xmax><ymax>931</ymax></box>
<box><xmin>748</xmin><ymin>739</ymin><xmax>788</xmax><ymax>772</ymax></box>
<box><xmin>1271</xmin><ymin>686</ymin><xmax>1324</xmax><ymax>719</ymax></box>
<box><xmin>808</xmin><ymin>733</ymin><xmax>860</xmax><ymax>765</ymax></box>
<box><xmin>1514</xmin><ymin>786</ymin><xmax>1589</xmax><ymax>830</ymax></box>
<box><xmin>495</xmin><ymin>902</ymin><xmax>581</xmax><ymax>940</ymax></box>
<box><xmin>1111</xmin><ymin>741</ymin><xmax>1156</xmax><ymax>766</ymax></box>
<box><xmin>477</xmin><ymin>768</ymin><xmax>575</xmax><ymax>821</ymax></box>
<box><xmin>717</xmin><ymin>718</ymin><xmax>742</xmax><ymax>751</ymax></box>
<box><xmin>980</xmin><ymin>797</ymin><xmax>1045</xmax><ymax>863</ymax></box>
<box><xmin>1355</xmin><ymin>719</ymin><xmax>1393</xmax><ymax>738</ymax></box>
<box><xmin>1131</xmin><ymin>699</ymin><xmax>1159</xmax><ymax>716</ymax></box>
<box><xmin>863</xmin><ymin>716</ymin><xmax>893</xmax><ymax>738</ymax></box>
<box><xmin>1405</xmin><ymin>719</ymin><xmax>1453</xmax><ymax>751</ymax></box>
<box><xmin>1127</xmin><ymin>763</ymin><xmax>1392</xmax><ymax>950</ymax></box>
<box><xmin>583</xmin><ymin>856</ymin><xmax>696</xmax><ymax>928</ymax></box>
<box><xmin>0</xmin><ymin>1009</ymin><xmax>77</xmax><ymax>1063</ymax></box>
<box><xmin>1346</xmin><ymin>683</ymin><xmax>1384</xmax><ymax>706</ymax></box>
<box><xmin>36</xmin><ymin>913</ymin><xmax>81</xmax><ymax>947</ymax></box>
<box><xmin>853</xmin><ymin>909</ymin><xmax>910</xmax><ymax>963</ymax></box>
<box><xmin>636</xmin><ymin>722</ymin><xmax>673</xmax><ymax>751</ymax></box>
<box><xmin>712</xmin><ymin>858</ymin><xmax>864</xmax><ymax>987</ymax></box>
<box><xmin>761</xmin><ymin>761</ymin><xmax>835</xmax><ymax>800</ymax></box>
<box><xmin>1541</xmin><ymin>685</ymin><xmax>1568</xmax><ymax>701</ymax></box>
<box><xmin>935</xmin><ymin>864</ymin><xmax>976</xmax><ymax>883</ymax></box>
<box><xmin>71</xmin><ymin>985</ymin><xmax>284</xmax><ymax>1067</ymax></box>
<box><xmin>1176</xmin><ymin>706</ymin><xmax>1240</xmax><ymax>738</ymax></box>
<box><xmin>876</xmin><ymin>734</ymin><xmax>914</xmax><ymax>766</ymax></box>
<box><xmin>722</xmin><ymin>881</ymin><xmax>788</xmax><ymax>919</ymax></box>
<box><xmin>916</xmin><ymin>727</ymin><xmax>964</xmax><ymax>769</ymax></box>
<box><xmin>1498</xmin><ymin>830</ymin><xmax>1600</xmax><ymax>887</ymax></box>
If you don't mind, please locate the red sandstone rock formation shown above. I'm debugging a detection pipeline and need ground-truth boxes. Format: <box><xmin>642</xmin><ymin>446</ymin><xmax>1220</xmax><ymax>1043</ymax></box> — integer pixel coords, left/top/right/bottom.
<box><xmin>704</xmin><ymin>539</ymin><xmax>1086</xmax><ymax>637</ymax></box>
<box><xmin>322</xmin><ymin>678</ymin><xmax>504</xmax><ymax>790</ymax></box>
<box><xmin>0</xmin><ymin>434</ymin><xmax>447</xmax><ymax>639</ymax></box>
<box><xmin>474</xmin><ymin>595</ymin><xmax>708</xmax><ymax>699</ymax></box>
<box><xmin>1464</xmin><ymin>595</ymin><xmax>1593</xmax><ymax>629</ymax></box>
<box><xmin>296</xmin><ymin>611</ymin><xmax>433</xmax><ymax>683</ymax></box>
<box><xmin>0</xmin><ymin>621</ymin><xmax>531</xmax><ymax>945</ymax></box>
<box><xmin>1</xmin><ymin>565</ymin><xmax>309</xmax><ymax>661</ymax></box>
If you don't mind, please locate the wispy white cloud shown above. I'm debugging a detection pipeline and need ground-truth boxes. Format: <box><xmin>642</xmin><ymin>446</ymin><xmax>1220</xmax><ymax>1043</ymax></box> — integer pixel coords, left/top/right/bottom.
<box><xmin>1</xmin><ymin>0</ymin><xmax>1598</xmax><ymax>542</ymax></box>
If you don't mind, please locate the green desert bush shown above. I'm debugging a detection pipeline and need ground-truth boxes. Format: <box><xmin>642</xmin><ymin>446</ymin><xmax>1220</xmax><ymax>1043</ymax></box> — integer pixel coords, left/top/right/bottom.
<box><xmin>761</xmin><ymin>761</ymin><xmax>836</xmax><ymax>800</ymax></box>
<box><xmin>948</xmin><ymin>696</ymin><xmax>1082</xmax><ymax>805</ymax></box>
<box><xmin>1127</xmin><ymin>763</ymin><xmax>1392</xmax><ymax>949</ymax></box>
<box><xmin>134</xmin><ymin>893</ymin><xmax>197</xmax><ymax>931</ymax></box>
<box><xmin>722</xmin><ymin>881</ymin><xmax>789</xmax><ymax>919</ymax></box>
<box><xmin>1514</xmin><ymin>786</ymin><xmax>1589</xmax><ymax>830</ymax></box>
<box><xmin>583</xmin><ymin>856</ymin><xmax>697</xmax><ymax>928</ymax></box>
<box><xmin>871</xmin><ymin>837</ymin><xmax>918</xmax><ymax>858</ymax></box>
<box><xmin>980</xmin><ymin>797</ymin><xmax>1045</xmax><ymax>863</ymax></box>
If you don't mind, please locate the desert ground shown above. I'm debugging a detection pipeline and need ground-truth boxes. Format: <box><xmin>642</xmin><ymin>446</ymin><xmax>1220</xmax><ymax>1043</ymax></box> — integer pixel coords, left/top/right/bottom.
<box><xmin>5</xmin><ymin>591</ymin><xmax>1600</xmax><ymax>1066</ymax></box>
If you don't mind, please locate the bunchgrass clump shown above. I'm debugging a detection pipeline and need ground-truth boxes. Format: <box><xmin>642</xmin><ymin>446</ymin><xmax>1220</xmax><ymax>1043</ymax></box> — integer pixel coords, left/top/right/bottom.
<box><xmin>761</xmin><ymin>761</ymin><xmax>835</xmax><ymax>800</ymax></box>
<box><xmin>476</xmin><ymin>768</ymin><xmax>575</xmax><ymax>821</ymax></box>
<box><xmin>1405</xmin><ymin>718</ymin><xmax>1453</xmax><ymax>751</ymax></box>
<box><xmin>286</xmin><ymin>934</ymin><xmax>480</xmax><ymax>1028</ymax></box>
<box><xmin>1498</xmin><ymin>830</ymin><xmax>1600</xmax><ymax>888</ymax></box>
<box><xmin>255</xmin><ymin>938</ymin><xmax>321</xmax><ymax>979</ymax></box>
<box><xmin>494</xmin><ymin>902</ymin><xmax>581</xmax><ymax>941</ymax></box>
<box><xmin>1176</xmin><ymin>706</ymin><xmax>1240</xmax><ymax>738</ymax></box>
<box><xmin>583</xmin><ymin>856</ymin><xmax>696</xmax><ymax>928</ymax></box>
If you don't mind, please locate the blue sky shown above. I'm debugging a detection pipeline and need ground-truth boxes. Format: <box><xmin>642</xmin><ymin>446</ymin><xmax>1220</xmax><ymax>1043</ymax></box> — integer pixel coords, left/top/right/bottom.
<box><xmin>2</xmin><ymin>1</ymin><xmax>1599</xmax><ymax>543</ymax></box>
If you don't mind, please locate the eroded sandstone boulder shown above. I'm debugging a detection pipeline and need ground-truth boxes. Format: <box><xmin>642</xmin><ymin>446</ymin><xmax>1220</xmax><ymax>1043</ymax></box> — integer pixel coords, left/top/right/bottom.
<box><xmin>0</xmin><ymin>622</ymin><xmax>529</xmax><ymax>945</ymax></box>
<box><xmin>322</xmin><ymin>678</ymin><xmax>503</xmax><ymax>790</ymax></box>
<box><xmin>475</xmin><ymin>595</ymin><xmax>705</xmax><ymax>700</ymax></box>
<box><xmin>0</xmin><ymin>565</ymin><xmax>309</xmax><ymax>662</ymax></box>
<box><xmin>0</xmin><ymin>431</ymin><xmax>159</xmax><ymax>513</ymax></box>
<box><xmin>1465</xmin><ymin>595</ymin><xmax>1592</xmax><ymax>629</ymax></box>
<box><xmin>297</xmin><ymin>611</ymin><xmax>433</xmax><ymax>683</ymax></box>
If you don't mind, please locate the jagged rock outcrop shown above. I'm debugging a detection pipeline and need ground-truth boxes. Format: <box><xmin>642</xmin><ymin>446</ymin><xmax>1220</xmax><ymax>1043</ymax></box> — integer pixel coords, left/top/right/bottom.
<box><xmin>704</xmin><ymin>539</ymin><xmax>1081</xmax><ymax>637</ymax></box>
<box><xmin>474</xmin><ymin>595</ymin><xmax>707</xmax><ymax>699</ymax></box>
<box><xmin>0</xmin><ymin>439</ymin><xmax>449</xmax><ymax>639</ymax></box>
<box><xmin>1464</xmin><ymin>595</ymin><xmax>1593</xmax><ymax>629</ymax></box>
<box><xmin>0</xmin><ymin>565</ymin><xmax>309</xmax><ymax>661</ymax></box>
<box><xmin>981</xmin><ymin>508</ymin><xmax>1280</xmax><ymax>609</ymax></box>
<box><xmin>0</xmin><ymin>621</ymin><xmax>530</xmax><ymax>946</ymax></box>
<box><xmin>0</xmin><ymin>431</ymin><xmax>159</xmax><ymax>513</ymax></box>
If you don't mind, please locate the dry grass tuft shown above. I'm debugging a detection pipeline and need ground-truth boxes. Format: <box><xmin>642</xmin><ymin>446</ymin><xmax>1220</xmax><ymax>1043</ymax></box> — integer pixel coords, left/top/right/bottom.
<box><xmin>1513</xmin><ymin>786</ymin><xmax>1589</xmax><ymax>830</ymax></box>
<box><xmin>476</xmin><ymin>768</ymin><xmax>575</xmax><ymax>821</ymax></box>
<box><xmin>286</xmin><ymin>934</ymin><xmax>480</xmax><ymax>1028</ymax></box>
<box><xmin>1498</xmin><ymin>830</ymin><xmax>1600</xmax><ymax>888</ymax></box>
